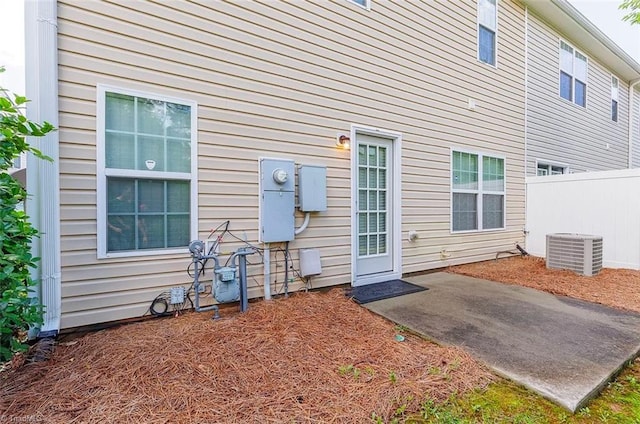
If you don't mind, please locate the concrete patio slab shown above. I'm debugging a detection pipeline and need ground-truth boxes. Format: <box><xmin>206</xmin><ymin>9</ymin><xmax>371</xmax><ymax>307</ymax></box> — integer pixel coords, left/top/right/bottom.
<box><xmin>363</xmin><ymin>272</ymin><xmax>640</xmax><ymax>412</ymax></box>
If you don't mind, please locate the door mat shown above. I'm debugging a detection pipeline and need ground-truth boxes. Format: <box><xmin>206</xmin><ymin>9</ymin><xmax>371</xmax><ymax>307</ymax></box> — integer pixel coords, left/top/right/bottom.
<box><xmin>346</xmin><ymin>279</ymin><xmax>428</xmax><ymax>304</ymax></box>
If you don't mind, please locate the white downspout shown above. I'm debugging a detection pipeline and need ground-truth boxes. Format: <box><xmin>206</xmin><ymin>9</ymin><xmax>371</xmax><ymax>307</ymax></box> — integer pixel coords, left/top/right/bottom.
<box><xmin>523</xmin><ymin>5</ymin><xmax>530</xmax><ymax>247</ymax></box>
<box><xmin>25</xmin><ymin>0</ymin><xmax>62</xmax><ymax>337</ymax></box>
<box><xmin>628</xmin><ymin>79</ymin><xmax>640</xmax><ymax>169</ymax></box>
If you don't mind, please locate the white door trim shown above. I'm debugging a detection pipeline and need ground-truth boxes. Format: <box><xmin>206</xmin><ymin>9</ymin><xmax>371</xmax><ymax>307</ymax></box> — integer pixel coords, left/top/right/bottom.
<box><xmin>350</xmin><ymin>124</ymin><xmax>402</xmax><ymax>286</ymax></box>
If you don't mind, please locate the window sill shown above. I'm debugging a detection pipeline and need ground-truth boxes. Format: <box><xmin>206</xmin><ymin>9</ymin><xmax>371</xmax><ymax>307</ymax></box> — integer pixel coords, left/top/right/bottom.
<box><xmin>98</xmin><ymin>247</ymin><xmax>188</xmax><ymax>260</ymax></box>
<box><xmin>450</xmin><ymin>227</ymin><xmax>506</xmax><ymax>235</ymax></box>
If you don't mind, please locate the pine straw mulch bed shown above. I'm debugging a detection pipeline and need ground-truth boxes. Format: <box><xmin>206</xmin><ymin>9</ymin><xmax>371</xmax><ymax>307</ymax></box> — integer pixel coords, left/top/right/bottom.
<box><xmin>0</xmin><ymin>289</ymin><xmax>494</xmax><ymax>424</ymax></box>
<box><xmin>448</xmin><ymin>255</ymin><xmax>640</xmax><ymax>314</ymax></box>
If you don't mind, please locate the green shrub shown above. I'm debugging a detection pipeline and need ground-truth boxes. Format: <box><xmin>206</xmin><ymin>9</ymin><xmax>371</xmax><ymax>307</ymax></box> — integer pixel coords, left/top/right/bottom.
<box><xmin>0</xmin><ymin>67</ymin><xmax>54</xmax><ymax>362</ymax></box>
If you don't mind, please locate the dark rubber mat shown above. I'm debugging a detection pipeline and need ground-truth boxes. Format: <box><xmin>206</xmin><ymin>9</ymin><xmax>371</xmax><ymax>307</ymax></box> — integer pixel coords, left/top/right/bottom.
<box><xmin>347</xmin><ymin>279</ymin><xmax>428</xmax><ymax>304</ymax></box>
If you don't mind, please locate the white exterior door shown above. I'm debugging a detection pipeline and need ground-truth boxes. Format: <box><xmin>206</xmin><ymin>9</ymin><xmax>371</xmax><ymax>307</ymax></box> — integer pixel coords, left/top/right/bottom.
<box><xmin>354</xmin><ymin>133</ymin><xmax>395</xmax><ymax>284</ymax></box>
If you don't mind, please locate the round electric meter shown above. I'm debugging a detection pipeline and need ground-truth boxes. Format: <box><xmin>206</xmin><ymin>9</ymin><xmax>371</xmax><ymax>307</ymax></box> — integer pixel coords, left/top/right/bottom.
<box><xmin>272</xmin><ymin>168</ymin><xmax>288</xmax><ymax>184</ymax></box>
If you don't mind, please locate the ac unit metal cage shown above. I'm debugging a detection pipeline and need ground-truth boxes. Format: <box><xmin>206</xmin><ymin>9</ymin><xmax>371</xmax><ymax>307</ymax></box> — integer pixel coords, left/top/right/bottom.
<box><xmin>546</xmin><ymin>233</ymin><xmax>603</xmax><ymax>276</ymax></box>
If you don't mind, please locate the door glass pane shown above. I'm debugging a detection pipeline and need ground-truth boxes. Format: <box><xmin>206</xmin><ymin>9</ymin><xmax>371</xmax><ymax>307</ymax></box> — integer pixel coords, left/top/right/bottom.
<box><xmin>358</xmin><ymin>145</ymin><xmax>366</xmax><ymax>165</ymax></box>
<box><xmin>358</xmin><ymin>214</ymin><xmax>367</xmax><ymax>233</ymax></box>
<box><xmin>378</xmin><ymin>169</ymin><xmax>386</xmax><ymax>189</ymax></box>
<box><xmin>359</xmin><ymin>235</ymin><xmax>368</xmax><ymax>256</ymax></box>
<box><xmin>368</xmin><ymin>191</ymin><xmax>377</xmax><ymax>210</ymax></box>
<box><xmin>357</xmin><ymin>142</ymin><xmax>390</xmax><ymax>258</ymax></box>
<box><xmin>358</xmin><ymin>190</ymin><xmax>367</xmax><ymax>211</ymax></box>
<box><xmin>368</xmin><ymin>213</ymin><xmax>378</xmax><ymax>232</ymax></box>
<box><xmin>379</xmin><ymin>234</ymin><xmax>387</xmax><ymax>254</ymax></box>
<box><xmin>358</xmin><ymin>168</ymin><xmax>367</xmax><ymax>188</ymax></box>
<box><xmin>368</xmin><ymin>235</ymin><xmax>378</xmax><ymax>255</ymax></box>
<box><xmin>379</xmin><ymin>212</ymin><xmax>386</xmax><ymax>232</ymax></box>
<box><xmin>378</xmin><ymin>147</ymin><xmax>386</xmax><ymax>167</ymax></box>
<box><xmin>368</xmin><ymin>168</ymin><xmax>377</xmax><ymax>188</ymax></box>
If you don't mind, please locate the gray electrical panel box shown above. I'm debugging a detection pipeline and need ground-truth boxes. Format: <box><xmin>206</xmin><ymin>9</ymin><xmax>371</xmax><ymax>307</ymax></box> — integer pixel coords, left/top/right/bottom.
<box><xmin>259</xmin><ymin>158</ymin><xmax>295</xmax><ymax>243</ymax></box>
<box><xmin>298</xmin><ymin>165</ymin><xmax>327</xmax><ymax>212</ymax></box>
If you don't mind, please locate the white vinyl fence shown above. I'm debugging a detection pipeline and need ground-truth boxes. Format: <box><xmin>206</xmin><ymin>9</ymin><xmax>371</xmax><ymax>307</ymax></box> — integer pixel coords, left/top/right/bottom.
<box><xmin>526</xmin><ymin>168</ymin><xmax>640</xmax><ymax>270</ymax></box>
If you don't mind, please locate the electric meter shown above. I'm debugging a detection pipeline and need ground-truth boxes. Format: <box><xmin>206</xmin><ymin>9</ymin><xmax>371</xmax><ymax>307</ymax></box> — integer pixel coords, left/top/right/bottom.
<box><xmin>272</xmin><ymin>168</ymin><xmax>288</xmax><ymax>184</ymax></box>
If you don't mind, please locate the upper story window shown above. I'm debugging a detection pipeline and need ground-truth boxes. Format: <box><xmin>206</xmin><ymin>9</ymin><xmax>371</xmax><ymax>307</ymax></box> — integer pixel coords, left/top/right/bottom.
<box><xmin>347</xmin><ymin>0</ymin><xmax>370</xmax><ymax>9</ymax></box>
<box><xmin>451</xmin><ymin>150</ymin><xmax>505</xmax><ymax>232</ymax></box>
<box><xmin>559</xmin><ymin>40</ymin><xmax>587</xmax><ymax>107</ymax></box>
<box><xmin>537</xmin><ymin>163</ymin><xmax>566</xmax><ymax>176</ymax></box>
<box><xmin>97</xmin><ymin>86</ymin><xmax>198</xmax><ymax>258</ymax></box>
<box><xmin>478</xmin><ymin>0</ymin><xmax>497</xmax><ymax>66</ymax></box>
<box><xmin>611</xmin><ymin>76</ymin><xmax>619</xmax><ymax>122</ymax></box>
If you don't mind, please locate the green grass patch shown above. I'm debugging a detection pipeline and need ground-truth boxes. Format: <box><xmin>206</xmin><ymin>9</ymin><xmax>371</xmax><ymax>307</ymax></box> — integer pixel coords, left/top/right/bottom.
<box><xmin>400</xmin><ymin>359</ymin><xmax>640</xmax><ymax>424</ymax></box>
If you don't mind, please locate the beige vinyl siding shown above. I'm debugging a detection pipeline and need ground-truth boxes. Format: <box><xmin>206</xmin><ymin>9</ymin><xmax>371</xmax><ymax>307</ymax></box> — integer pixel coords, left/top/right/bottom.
<box><xmin>57</xmin><ymin>0</ymin><xmax>526</xmax><ymax>328</ymax></box>
<box><xmin>526</xmin><ymin>13</ymin><xmax>630</xmax><ymax>174</ymax></box>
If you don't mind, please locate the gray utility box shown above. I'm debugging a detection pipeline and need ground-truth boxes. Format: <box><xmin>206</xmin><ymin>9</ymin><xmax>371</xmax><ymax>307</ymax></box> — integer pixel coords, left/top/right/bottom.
<box><xmin>298</xmin><ymin>165</ymin><xmax>327</xmax><ymax>212</ymax></box>
<box><xmin>259</xmin><ymin>158</ymin><xmax>295</xmax><ymax>243</ymax></box>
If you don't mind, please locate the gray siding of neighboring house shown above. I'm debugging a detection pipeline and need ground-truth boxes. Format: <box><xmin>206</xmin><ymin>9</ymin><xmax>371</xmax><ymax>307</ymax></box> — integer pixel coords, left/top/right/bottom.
<box><xmin>526</xmin><ymin>12</ymin><xmax>630</xmax><ymax>175</ymax></box>
<box><xmin>57</xmin><ymin>0</ymin><xmax>526</xmax><ymax>328</ymax></box>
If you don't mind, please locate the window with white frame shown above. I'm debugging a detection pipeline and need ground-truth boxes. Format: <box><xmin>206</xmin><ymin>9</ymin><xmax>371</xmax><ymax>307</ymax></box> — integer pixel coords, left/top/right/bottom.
<box><xmin>97</xmin><ymin>87</ymin><xmax>197</xmax><ymax>257</ymax></box>
<box><xmin>451</xmin><ymin>150</ymin><xmax>505</xmax><ymax>232</ymax></box>
<box><xmin>559</xmin><ymin>40</ymin><xmax>587</xmax><ymax>107</ymax></box>
<box><xmin>611</xmin><ymin>76</ymin><xmax>619</xmax><ymax>122</ymax></box>
<box><xmin>536</xmin><ymin>163</ymin><xmax>566</xmax><ymax>176</ymax></box>
<box><xmin>478</xmin><ymin>0</ymin><xmax>497</xmax><ymax>66</ymax></box>
<box><xmin>347</xmin><ymin>0</ymin><xmax>370</xmax><ymax>9</ymax></box>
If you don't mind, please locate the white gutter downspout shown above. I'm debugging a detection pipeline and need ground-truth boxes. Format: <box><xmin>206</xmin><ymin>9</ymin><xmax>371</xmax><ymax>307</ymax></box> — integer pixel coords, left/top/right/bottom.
<box><xmin>25</xmin><ymin>0</ymin><xmax>61</xmax><ymax>337</ymax></box>
<box><xmin>628</xmin><ymin>79</ymin><xmax>640</xmax><ymax>169</ymax></box>
<box><xmin>523</xmin><ymin>6</ymin><xmax>530</xmax><ymax>246</ymax></box>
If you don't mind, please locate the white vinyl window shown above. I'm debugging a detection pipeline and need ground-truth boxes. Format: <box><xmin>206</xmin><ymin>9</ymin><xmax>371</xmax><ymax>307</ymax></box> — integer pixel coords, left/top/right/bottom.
<box><xmin>611</xmin><ymin>76</ymin><xmax>619</xmax><ymax>122</ymax></box>
<box><xmin>451</xmin><ymin>150</ymin><xmax>505</xmax><ymax>232</ymax></box>
<box><xmin>559</xmin><ymin>40</ymin><xmax>587</xmax><ymax>107</ymax></box>
<box><xmin>478</xmin><ymin>0</ymin><xmax>497</xmax><ymax>66</ymax></box>
<box><xmin>97</xmin><ymin>86</ymin><xmax>198</xmax><ymax>258</ymax></box>
<box><xmin>347</xmin><ymin>0</ymin><xmax>370</xmax><ymax>9</ymax></box>
<box><xmin>536</xmin><ymin>163</ymin><xmax>566</xmax><ymax>176</ymax></box>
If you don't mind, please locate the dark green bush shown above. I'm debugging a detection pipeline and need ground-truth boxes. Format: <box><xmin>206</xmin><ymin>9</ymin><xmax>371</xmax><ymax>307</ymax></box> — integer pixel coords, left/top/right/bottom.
<box><xmin>0</xmin><ymin>67</ymin><xmax>54</xmax><ymax>362</ymax></box>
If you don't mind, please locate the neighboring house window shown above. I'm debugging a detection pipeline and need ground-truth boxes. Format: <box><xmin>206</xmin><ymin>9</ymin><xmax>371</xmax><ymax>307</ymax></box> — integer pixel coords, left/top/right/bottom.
<box><xmin>611</xmin><ymin>76</ymin><xmax>619</xmax><ymax>122</ymax></box>
<box><xmin>559</xmin><ymin>40</ymin><xmax>587</xmax><ymax>107</ymax></box>
<box><xmin>451</xmin><ymin>150</ymin><xmax>505</xmax><ymax>232</ymax></box>
<box><xmin>478</xmin><ymin>0</ymin><xmax>497</xmax><ymax>66</ymax></box>
<box><xmin>97</xmin><ymin>86</ymin><xmax>197</xmax><ymax>257</ymax></box>
<box><xmin>537</xmin><ymin>163</ymin><xmax>566</xmax><ymax>176</ymax></box>
<box><xmin>347</xmin><ymin>0</ymin><xmax>370</xmax><ymax>9</ymax></box>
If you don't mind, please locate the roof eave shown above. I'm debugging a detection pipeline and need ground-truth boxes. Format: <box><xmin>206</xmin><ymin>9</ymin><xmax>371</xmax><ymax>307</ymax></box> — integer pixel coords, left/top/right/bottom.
<box><xmin>522</xmin><ymin>0</ymin><xmax>640</xmax><ymax>81</ymax></box>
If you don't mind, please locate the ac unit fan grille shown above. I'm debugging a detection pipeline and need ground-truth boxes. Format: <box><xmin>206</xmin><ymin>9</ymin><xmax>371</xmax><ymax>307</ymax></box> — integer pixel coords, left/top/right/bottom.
<box><xmin>546</xmin><ymin>234</ymin><xmax>603</xmax><ymax>276</ymax></box>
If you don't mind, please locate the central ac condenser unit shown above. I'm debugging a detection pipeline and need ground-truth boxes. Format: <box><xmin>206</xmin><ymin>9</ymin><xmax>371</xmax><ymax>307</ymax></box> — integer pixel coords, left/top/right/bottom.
<box><xmin>546</xmin><ymin>233</ymin><xmax>603</xmax><ymax>276</ymax></box>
